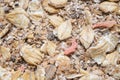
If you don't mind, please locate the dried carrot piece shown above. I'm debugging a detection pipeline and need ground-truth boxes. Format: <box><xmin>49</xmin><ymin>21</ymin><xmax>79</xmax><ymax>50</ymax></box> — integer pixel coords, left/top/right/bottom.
<box><xmin>64</xmin><ymin>39</ymin><xmax>78</xmax><ymax>55</ymax></box>
<box><xmin>92</xmin><ymin>20</ymin><xmax>116</xmax><ymax>29</ymax></box>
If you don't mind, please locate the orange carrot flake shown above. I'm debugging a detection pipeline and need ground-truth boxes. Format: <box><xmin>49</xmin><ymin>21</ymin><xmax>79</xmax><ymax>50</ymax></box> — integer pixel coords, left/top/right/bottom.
<box><xmin>64</xmin><ymin>39</ymin><xmax>78</xmax><ymax>55</ymax></box>
<box><xmin>92</xmin><ymin>20</ymin><xmax>116</xmax><ymax>29</ymax></box>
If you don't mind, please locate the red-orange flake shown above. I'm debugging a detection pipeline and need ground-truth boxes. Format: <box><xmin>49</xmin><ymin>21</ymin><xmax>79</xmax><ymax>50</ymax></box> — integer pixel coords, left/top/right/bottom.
<box><xmin>64</xmin><ymin>39</ymin><xmax>78</xmax><ymax>55</ymax></box>
<box><xmin>93</xmin><ymin>20</ymin><xmax>116</xmax><ymax>29</ymax></box>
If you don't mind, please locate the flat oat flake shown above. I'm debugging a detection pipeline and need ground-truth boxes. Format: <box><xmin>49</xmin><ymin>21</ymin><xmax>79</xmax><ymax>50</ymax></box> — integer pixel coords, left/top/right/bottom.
<box><xmin>49</xmin><ymin>0</ymin><xmax>67</xmax><ymax>8</ymax></box>
<box><xmin>5</xmin><ymin>8</ymin><xmax>30</xmax><ymax>28</ymax></box>
<box><xmin>102</xmin><ymin>51</ymin><xmax>119</xmax><ymax>66</ymax></box>
<box><xmin>99</xmin><ymin>1</ymin><xmax>118</xmax><ymax>13</ymax></box>
<box><xmin>79</xmin><ymin>74</ymin><xmax>101</xmax><ymax>80</ymax></box>
<box><xmin>87</xmin><ymin>34</ymin><xmax>119</xmax><ymax>64</ymax></box>
<box><xmin>0</xmin><ymin>66</ymin><xmax>12</xmax><ymax>80</ymax></box>
<box><xmin>45</xmin><ymin>65</ymin><xmax>56</xmax><ymax>80</ymax></box>
<box><xmin>79</xmin><ymin>69</ymin><xmax>102</xmax><ymax>80</ymax></box>
<box><xmin>11</xmin><ymin>70</ymin><xmax>22</xmax><ymax>80</ymax></box>
<box><xmin>80</xmin><ymin>9</ymin><xmax>94</xmax><ymax>49</ymax></box>
<box><xmin>0</xmin><ymin>7</ymin><xmax>4</xmax><ymax>22</ymax></box>
<box><xmin>20</xmin><ymin>70</ymin><xmax>35</xmax><ymax>80</ymax></box>
<box><xmin>80</xmin><ymin>25</ymin><xmax>94</xmax><ymax>49</ymax></box>
<box><xmin>0</xmin><ymin>46</ymin><xmax>11</xmax><ymax>61</ymax></box>
<box><xmin>55</xmin><ymin>54</ymin><xmax>71</xmax><ymax>71</ymax></box>
<box><xmin>48</xmin><ymin>15</ymin><xmax>64</xmax><ymax>28</ymax></box>
<box><xmin>11</xmin><ymin>70</ymin><xmax>36</xmax><ymax>80</ymax></box>
<box><xmin>20</xmin><ymin>44</ymin><xmax>44</xmax><ymax>65</ymax></box>
<box><xmin>57</xmin><ymin>20</ymin><xmax>72</xmax><ymax>40</ymax></box>
<box><xmin>35</xmin><ymin>66</ymin><xmax>46</xmax><ymax>80</ymax></box>
<box><xmin>46</xmin><ymin>41</ymin><xmax>57</xmax><ymax>56</ymax></box>
<box><xmin>27</xmin><ymin>0</ymin><xmax>45</xmax><ymax>22</ymax></box>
